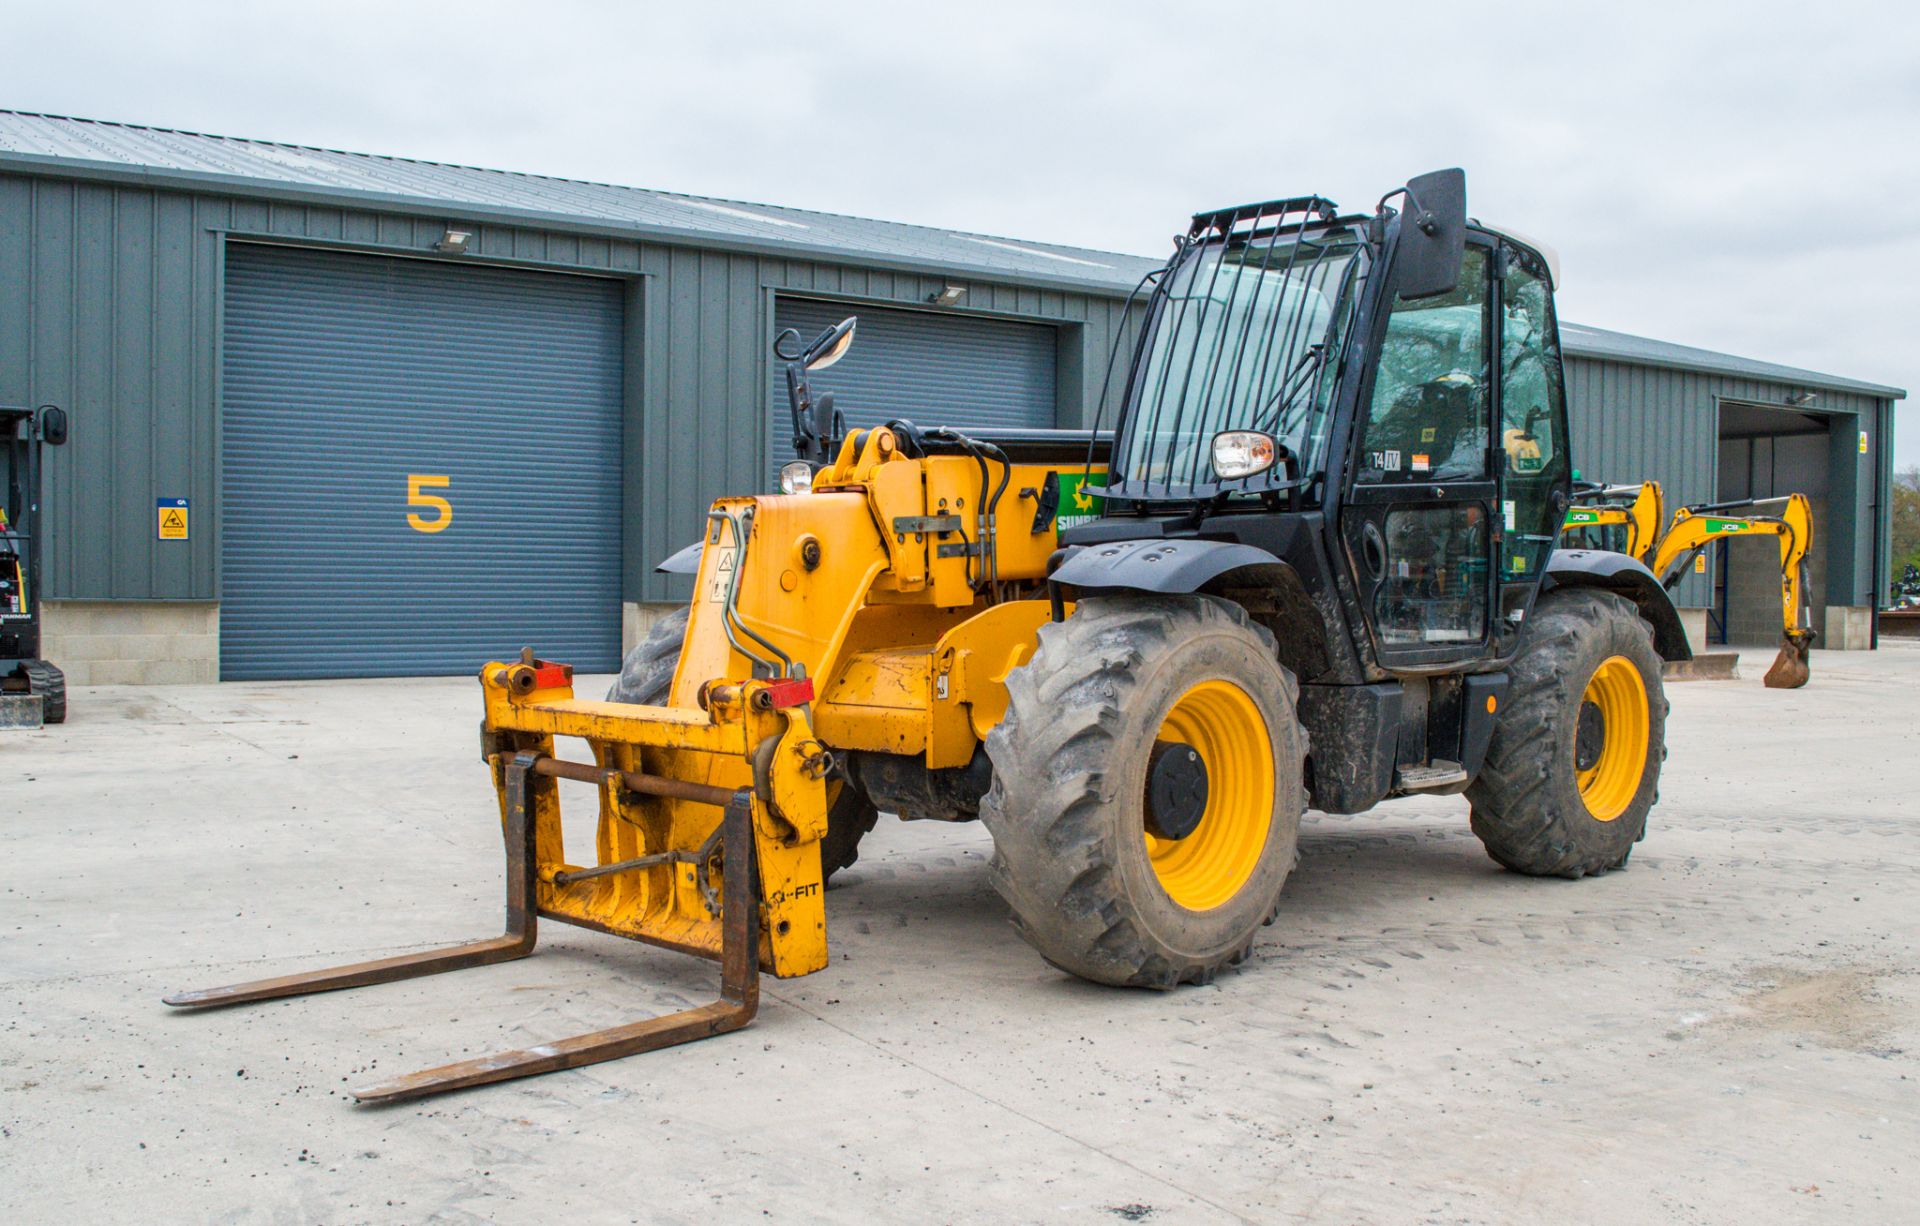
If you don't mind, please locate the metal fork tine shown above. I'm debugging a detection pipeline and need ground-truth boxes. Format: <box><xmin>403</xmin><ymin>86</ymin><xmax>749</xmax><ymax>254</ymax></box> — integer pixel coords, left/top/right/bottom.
<box><xmin>349</xmin><ymin>790</ymin><xmax>760</xmax><ymax>1105</ymax></box>
<box><xmin>160</xmin><ymin>934</ymin><xmax>534</xmax><ymax>1009</ymax></box>
<box><xmin>349</xmin><ymin>995</ymin><xmax>755</xmax><ymax>1105</ymax></box>
<box><xmin>164</xmin><ymin>757</ymin><xmax>542</xmax><ymax>1009</ymax></box>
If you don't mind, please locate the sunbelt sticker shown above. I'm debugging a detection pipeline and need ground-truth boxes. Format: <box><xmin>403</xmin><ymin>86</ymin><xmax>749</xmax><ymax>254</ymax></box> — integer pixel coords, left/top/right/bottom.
<box><xmin>1056</xmin><ymin>472</ymin><xmax>1105</xmax><ymax>540</ymax></box>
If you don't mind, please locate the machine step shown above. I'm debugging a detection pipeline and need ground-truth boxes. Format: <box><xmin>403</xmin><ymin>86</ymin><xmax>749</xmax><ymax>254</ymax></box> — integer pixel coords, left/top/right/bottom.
<box><xmin>1396</xmin><ymin>760</ymin><xmax>1468</xmax><ymax>791</ymax></box>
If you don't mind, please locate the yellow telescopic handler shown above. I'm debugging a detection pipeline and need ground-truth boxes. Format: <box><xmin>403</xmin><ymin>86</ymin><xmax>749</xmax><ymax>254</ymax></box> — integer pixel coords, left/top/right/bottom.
<box><xmin>170</xmin><ymin>171</ymin><xmax>1694</xmax><ymax>1103</ymax></box>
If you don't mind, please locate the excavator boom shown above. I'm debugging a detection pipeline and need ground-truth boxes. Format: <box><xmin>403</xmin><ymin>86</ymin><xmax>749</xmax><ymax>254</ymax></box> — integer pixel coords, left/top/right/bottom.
<box><xmin>1561</xmin><ymin>480</ymin><xmax>1664</xmax><ymax>566</ymax></box>
<box><xmin>1652</xmin><ymin>493</ymin><xmax>1815</xmax><ymax>688</ymax></box>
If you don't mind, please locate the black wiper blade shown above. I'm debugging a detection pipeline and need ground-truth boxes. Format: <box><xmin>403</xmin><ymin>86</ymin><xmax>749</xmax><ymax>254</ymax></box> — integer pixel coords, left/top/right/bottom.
<box><xmin>1252</xmin><ymin>343</ymin><xmax>1325</xmax><ymax>435</ymax></box>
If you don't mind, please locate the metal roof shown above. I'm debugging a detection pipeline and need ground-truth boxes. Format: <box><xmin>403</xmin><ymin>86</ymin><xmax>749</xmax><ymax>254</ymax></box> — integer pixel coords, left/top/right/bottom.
<box><xmin>1559</xmin><ymin>321</ymin><xmax>1905</xmax><ymax>401</ymax></box>
<box><xmin>0</xmin><ymin>110</ymin><xmax>1902</xmax><ymax>402</ymax></box>
<box><xmin>0</xmin><ymin>110</ymin><xmax>1162</xmax><ymax>294</ymax></box>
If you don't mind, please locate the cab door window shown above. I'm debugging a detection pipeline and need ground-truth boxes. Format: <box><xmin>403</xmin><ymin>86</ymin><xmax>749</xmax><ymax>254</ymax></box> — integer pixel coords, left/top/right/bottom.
<box><xmin>1359</xmin><ymin>247</ymin><xmax>1491</xmax><ymax>482</ymax></box>
<box><xmin>1497</xmin><ymin>250</ymin><xmax>1571</xmax><ymax>581</ymax></box>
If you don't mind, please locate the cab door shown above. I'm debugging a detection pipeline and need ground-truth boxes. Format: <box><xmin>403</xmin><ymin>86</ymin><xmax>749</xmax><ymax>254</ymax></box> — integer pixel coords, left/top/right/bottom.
<box><xmin>1341</xmin><ymin>242</ymin><xmax>1499</xmax><ymax>667</ymax></box>
<box><xmin>1491</xmin><ymin>242</ymin><xmax>1574</xmax><ymax>653</ymax></box>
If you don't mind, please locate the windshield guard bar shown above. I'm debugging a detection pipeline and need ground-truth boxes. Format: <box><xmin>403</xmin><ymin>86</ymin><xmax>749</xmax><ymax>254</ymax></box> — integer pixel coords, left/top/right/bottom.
<box><xmin>1114</xmin><ymin>210</ymin><xmax>1357</xmax><ymax>499</ymax></box>
<box><xmin>1097</xmin><ymin>473</ymin><xmax>1315</xmax><ymax>506</ymax></box>
<box><xmin>1189</xmin><ymin>195</ymin><xmax>1340</xmax><ymax>238</ymax></box>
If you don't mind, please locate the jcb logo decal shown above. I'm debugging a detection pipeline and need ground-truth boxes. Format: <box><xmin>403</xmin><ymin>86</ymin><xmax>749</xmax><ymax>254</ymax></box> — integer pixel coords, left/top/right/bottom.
<box><xmin>407</xmin><ymin>474</ymin><xmax>453</xmax><ymax>534</ymax></box>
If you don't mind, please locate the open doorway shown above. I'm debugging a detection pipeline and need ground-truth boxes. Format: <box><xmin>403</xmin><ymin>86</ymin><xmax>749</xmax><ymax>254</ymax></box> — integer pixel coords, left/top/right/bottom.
<box><xmin>1712</xmin><ymin>402</ymin><xmax>1831</xmax><ymax>646</ymax></box>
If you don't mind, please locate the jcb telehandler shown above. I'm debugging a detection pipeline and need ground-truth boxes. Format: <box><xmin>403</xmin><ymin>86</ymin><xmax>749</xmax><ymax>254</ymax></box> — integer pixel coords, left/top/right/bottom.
<box><xmin>170</xmin><ymin>170</ymin><xmax>1691</xmax><ymax>1103</ymax></box>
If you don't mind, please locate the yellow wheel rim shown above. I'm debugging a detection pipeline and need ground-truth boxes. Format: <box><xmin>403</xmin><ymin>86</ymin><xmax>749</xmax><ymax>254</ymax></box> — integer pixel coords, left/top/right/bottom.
<box><xmin>1144</xmin><ymin>680</ymin><xmax>1275</xmax><ymax>911</ymax></box>
<box><xmin>1575</xmin><ymin>655</ymin><xmax>1650</xmax><ymax>821</ymax></box>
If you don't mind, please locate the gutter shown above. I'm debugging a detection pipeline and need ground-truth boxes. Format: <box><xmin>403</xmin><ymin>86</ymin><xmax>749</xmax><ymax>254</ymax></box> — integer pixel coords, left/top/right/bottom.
<box><xmin>1562</xmin><ymin>338</ymin><xmax>1908</xmax><ymax>403</ymax></box>
<box><xmin>0</xmin><ymin>151</ymin><xmax>1153</xmax><ymax>302</ymax></box>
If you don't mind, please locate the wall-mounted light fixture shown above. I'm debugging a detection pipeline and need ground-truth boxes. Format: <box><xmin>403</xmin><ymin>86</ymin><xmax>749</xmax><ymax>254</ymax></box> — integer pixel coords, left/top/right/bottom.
<box><xmin>929</xmin><ymin>285</ymin><xmax>966</xmax><ymax>307</ymax></box>
<box><xmin>434</xmin><ymin>228</ymin><xmax>473</xmax><ymax>255</ymax></box>
<box><xmin>1786</xmin><ymin>390</ymin><xmax>1818</xmax><ymax>407</ymax></box>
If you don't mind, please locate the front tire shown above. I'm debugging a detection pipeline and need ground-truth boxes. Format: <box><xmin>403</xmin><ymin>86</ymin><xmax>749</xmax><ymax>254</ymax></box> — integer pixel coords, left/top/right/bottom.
<box><xmin>606</xmin><ymin>606</ymin><xmax>878</xmax><ymax>880</ymax></box>
<box><xmin>981</xmin><ymin>595</ymin><xmax>1305</xmax><ymax>988</ymax></box>
<box><xmin>1466</xmin><ymin>588</ymin><xmax>1668</xmax><ymax>878</ymax></box>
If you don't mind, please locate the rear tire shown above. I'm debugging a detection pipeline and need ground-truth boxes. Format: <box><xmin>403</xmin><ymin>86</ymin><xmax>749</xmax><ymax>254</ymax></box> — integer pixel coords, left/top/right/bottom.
<box><xmin>605</xmin><ymin>605</ymin><xmax>877</xmax><ymax>880</ymax></box>
<box><xmin>1466</xmin><ymin>588</ymin><xmax>1667</xmax><ymax>878</ymax></box>
<box><xmin>606</xmin><ymin>607</ymin><xmax>692</xmax><ymax>708</ymax></box>
<box><xmin>981</xmin><ymin>595</ymin><xmax>1305</xmax><ymax>988</ymax></box>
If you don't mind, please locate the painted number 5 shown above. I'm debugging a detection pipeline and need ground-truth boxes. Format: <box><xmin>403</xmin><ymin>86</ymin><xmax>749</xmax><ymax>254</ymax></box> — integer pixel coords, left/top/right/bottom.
<box><xmin>407</xmin><ymin>473</ymin><xmax>453</xmax><ymax>534</ymax></box>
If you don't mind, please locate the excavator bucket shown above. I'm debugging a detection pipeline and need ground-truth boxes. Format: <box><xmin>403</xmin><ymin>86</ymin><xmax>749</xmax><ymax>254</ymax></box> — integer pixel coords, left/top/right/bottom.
<box><xmin>1763</xmin><ymin>629</ymin><xmax>1814</xmax><ymax>689</ymax></box>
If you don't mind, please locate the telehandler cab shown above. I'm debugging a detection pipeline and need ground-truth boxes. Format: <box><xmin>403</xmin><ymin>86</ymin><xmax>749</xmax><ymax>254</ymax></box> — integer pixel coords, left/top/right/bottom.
<box><xmin>170</xmin><ymin>170</ymin><xmax>1689</xmax><ymax>1103</ymax></box>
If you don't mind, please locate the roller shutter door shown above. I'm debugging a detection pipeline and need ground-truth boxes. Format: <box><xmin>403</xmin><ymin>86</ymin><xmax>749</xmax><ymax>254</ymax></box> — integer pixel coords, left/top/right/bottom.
<box><xmin>771</xmin><ymin>298</ymin><xmax>1057</xmax><ymax>467</ymax></box>
<box><xmin>221</xmin><ymin>244</ymin><xmax>624</xmax><ymax>679</ymax></box>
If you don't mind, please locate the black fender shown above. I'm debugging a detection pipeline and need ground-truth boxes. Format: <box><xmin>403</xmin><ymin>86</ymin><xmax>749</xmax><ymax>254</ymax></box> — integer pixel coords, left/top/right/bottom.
<box><xmin>1541</xmin><ymin>549</ymin><xmax>1693</xmax><ymax>661</ymax></box>
<box><xmin>656</xmin><ymin>542</ymin><xmax>703</xmax><ymax>574</ymax></box>
<box><xmin>1051</xmin><ymin>538</ymin><xmax>1285</xmax><ymax>595</ymax></box>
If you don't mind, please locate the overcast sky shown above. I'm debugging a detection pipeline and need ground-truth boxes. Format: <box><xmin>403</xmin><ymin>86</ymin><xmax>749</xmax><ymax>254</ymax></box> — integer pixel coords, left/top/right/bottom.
<box><xmin>11</xmin><ymin>0</ymin><xmax>1918</xmax><ymax>466</ymax></box>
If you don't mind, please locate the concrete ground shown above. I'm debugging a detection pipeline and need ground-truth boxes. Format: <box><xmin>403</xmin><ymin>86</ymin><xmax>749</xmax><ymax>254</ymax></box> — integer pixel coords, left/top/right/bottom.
<box><xmin>4</xmin><ymin>645</ymin><xmax>1917</xmax><ymax>1225</ymax></box>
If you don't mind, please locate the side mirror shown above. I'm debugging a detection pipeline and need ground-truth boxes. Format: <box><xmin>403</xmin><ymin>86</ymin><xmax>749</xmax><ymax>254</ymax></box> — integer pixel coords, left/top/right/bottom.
<box><xmin>1392</xmin><ymin>168</ymin><xmax>1467</xmax><ymax>301</ymax></box>
<box><xmin>38</xmin><ymin>405</ymin><xmax>68</xmax><ymax>446</ymax></box>
<box><xmin>804</xmin><ymin>317</ymin><xmax>857</xmax><ymax>370</ymax></box>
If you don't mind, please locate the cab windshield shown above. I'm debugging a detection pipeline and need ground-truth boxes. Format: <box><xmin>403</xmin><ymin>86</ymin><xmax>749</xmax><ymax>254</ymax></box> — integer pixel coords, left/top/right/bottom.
<box><xmin>1111</xmin><ymin>232</ymin><xmax>1363</xmax><ymax>499</ymax></box>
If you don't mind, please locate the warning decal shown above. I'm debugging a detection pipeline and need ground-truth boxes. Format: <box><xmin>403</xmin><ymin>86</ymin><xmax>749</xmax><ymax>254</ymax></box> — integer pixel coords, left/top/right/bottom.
<box><xmin>708</xmin><ymin>545</ymin><xmax>738</xmax><ymax>602</ymax></box>
<box><xmin>157</xmin><ymin>497</ymin><xmax>190</xmax><ymax>541</ymax></box>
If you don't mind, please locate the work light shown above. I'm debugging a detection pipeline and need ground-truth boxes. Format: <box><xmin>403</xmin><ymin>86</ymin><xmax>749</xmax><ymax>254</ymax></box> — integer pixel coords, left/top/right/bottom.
<box><xmin>779</xmin><ymin>461</ymin><xmax>815</xmax><ymax>495</ymax></box>
<box><xmin>1211</xmin><ymin>431</ymin><xmax>1277</xmax><ymax>480</ymax></box>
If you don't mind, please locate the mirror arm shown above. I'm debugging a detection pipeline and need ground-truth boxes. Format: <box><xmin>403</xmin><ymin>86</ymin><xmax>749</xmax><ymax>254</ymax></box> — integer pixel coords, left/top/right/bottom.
<box><xmin>1399</xmin><ymin>187</ymin><xmax>1438</xmax><ymax>236</ymax></box>
<box><xmin>1374</xmin><ymin>185</ymin><xmax>1435</xmax><ymax>233</ymax></box>
<box><xmin>786</xmin><ymin>362</ymin><xmax>819</xmax><ymax>461</ymax></box>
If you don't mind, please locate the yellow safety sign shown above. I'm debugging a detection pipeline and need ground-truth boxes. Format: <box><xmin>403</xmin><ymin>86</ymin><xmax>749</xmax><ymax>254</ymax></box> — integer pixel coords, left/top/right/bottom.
<box><xmin>708</xmin><ymin>545</ymin><xmax>737</xmax><ymax>602</ymax></box>
<box><xmin>157</xmin><ymin>497</ymin><xmax>190</xmax><ymax>541</ymax></box>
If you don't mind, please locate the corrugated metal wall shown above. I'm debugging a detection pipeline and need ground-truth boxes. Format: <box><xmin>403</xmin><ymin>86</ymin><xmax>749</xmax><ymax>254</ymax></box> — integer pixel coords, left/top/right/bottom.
<box><xmin>0</xmin><ymin>171</ymin><xmax>1137</xmax><ymax>609</ymax></box>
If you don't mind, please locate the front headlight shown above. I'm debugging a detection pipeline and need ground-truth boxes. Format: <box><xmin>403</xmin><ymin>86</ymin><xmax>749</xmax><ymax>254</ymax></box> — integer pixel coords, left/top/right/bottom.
<box><xmin>779</xmin><ymin>460</ymin><xmax>815</xmax><ymax>495</ymax></box>
<box><xmin>1211</xmin><ymin>430</ymin><xmax>1277</xmax><ymax>480</ymax></box>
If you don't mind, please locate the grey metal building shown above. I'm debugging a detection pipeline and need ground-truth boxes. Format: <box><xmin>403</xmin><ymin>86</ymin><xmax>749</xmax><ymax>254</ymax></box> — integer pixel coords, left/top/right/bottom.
<box><xmin>0</xmin><ymin>111</ymin><xmax>1904</xmax><ymax>683</ymax></box>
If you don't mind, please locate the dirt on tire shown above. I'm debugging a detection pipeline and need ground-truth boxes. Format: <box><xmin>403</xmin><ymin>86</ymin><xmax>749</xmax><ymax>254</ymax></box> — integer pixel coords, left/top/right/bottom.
<box><xmin>1465</xmin><ymin>587</ymin><xmax>1668</xmax><ymax>878</ymax></box>
<box><xmin>981</xmin><ymin>594</ymin><xmax>1305</xmax><ymax>988</ymax></box>
<box><xmin>605</xmin><ymin>606</ymin><xmax>693</xmax><ymax>707</ymax></box>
